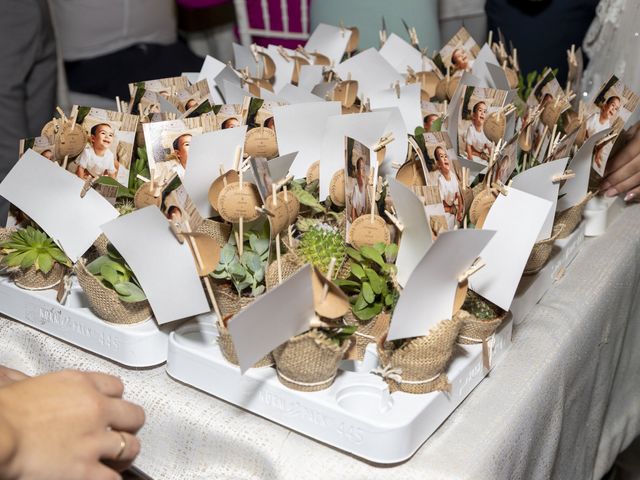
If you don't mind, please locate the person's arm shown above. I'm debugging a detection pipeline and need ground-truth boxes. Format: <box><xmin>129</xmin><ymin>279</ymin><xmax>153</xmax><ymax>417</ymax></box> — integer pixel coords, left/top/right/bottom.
<box><xmin>0</xmin><ymin>367</ymin><xmax>28</xmax><ymax>388</ymax></box>
<box><xmin>601</xmin><ymin>122</ymin><xmax>640</xmax><ymax>201</ymax></box>
<box><xmin>76</xmin><ymin>165</ymin><xmax>89</xmax><ymax>180</ymax></box>
<box><xmin>0</xmin><ymin>370</ymin><xmax>144</xmax><ymax>480</ymax></box>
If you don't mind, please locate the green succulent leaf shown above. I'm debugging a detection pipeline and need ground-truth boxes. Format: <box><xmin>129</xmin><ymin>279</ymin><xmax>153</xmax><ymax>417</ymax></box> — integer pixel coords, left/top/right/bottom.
<box><xmin>36</xmin><ymin>253</ymin><xmax>53</xmax><ymax>274</ymax></box>
<box><xmin>350</xmin><ymin>263</ymin><xmax>366</xmax><ymax>280</ymax></box>
<box><xmin>220</xmin><ymin>244</ymin><xmax>236</xmax><ymax>264</ymax></box>
<box><xmin>384</xmin><ymin>243</ymin><xmax>399</xmax><ymax>262</ymax></box>
<box><xmin>114</xmin><ymin>282</ymin><xmax>147</xmax><ymax>303</ymax></box>
<box><xmin>365</xmin><ymin>268</ymin><xmax>383</xmax><ymax>294</ymax></box>
<box><xmin>362</xmin><ymin>282</ymin><xmax>375</xmax><ymax>303</ymax></box>
<box><xmin>20</xmin><ymin>250</ymin><xmax>39</xmax><ymax>270</ymax></box>
<box><xmin>100</xmin><ymin>264</ymin><xmax>121</xmax><ymax>287</ymax></box>
<box><xmin>360</xmin><ymin>245</ymin><xmax>386</xmax><ymax>268</ymax></box>
<box><xmin>354</xmin><ymin>292</ymin><xmax>368</xmax><ymax>311</ymax></box>
<box><xmin>354</xmin><ymin>302</ymin><xmax>383</xmax><ymax>321</ymax></box>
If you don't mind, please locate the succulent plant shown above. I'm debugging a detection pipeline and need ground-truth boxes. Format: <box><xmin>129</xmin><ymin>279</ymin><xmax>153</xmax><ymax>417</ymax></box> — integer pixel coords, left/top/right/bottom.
<box><xmin>115</xmin><ymin>199</ymin><xmax>136</xmax><ymax>216</ymax></box>
<box><xmin>297</xmin><ymin>224</ymin><xmax>346</xmax><ymax>275</ymax></box>
<box><xmin>86</xmin><ymin>244</ymin><xmax>147</xmax><ymax>303</ymax></box>
<box><xmin>462</xmin><ymin>290</ymin><xmax>501</xmax><ymax>320</ymax></box>
<box><xmin>210</xmin><ymin>228</ymin><xmax>270</xmax><ymax>297</ymax></box>
<box><xmin>0</xmin><ymin>226</ymin><xmax>71</xmax><ymax>274</ymax></box>
<box><xmin>320</xmin><ymin>324</ymin><xmax>357</xmax><ymax>346</ymax></box>
<box><xmin>334</xmin><ymin>242</ymin><xmax>399</xmax><ymax>321</ymax></box>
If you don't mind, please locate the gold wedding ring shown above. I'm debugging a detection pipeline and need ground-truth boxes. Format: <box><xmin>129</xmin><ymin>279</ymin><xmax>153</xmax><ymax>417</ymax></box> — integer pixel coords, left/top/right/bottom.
<box><xmin>114</xmin><ymin>431</ymin><xmax>127</xmax><ymax>461</ymax></box>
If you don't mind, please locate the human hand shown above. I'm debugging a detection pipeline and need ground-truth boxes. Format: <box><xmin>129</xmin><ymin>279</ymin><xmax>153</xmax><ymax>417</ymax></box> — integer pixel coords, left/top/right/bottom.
<box><xmin>0</xmin><ymin>370</ymin><xmax>144</xmax><ymax>480</ymax></box>
<box><xmin>602</xmin><ymin>122</ymin><xmax>640</xmax><ymax>202</ymax></box>
<box><xmin>0</xmin><ymin>367</ymin><xmax>29</xmax><ymax>388</ymax></box>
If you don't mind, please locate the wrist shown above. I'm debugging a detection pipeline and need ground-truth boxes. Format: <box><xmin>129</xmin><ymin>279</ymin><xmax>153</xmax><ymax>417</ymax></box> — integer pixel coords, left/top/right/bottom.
<box><xmin>0</xmin><ymin>398</ymin><xmax>19</xmax><ymax>480</ymax></box>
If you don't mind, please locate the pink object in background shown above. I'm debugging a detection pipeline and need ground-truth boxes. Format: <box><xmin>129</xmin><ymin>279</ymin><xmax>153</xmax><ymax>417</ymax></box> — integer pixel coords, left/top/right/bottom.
<box><xmin>239</xmin><ymin>0</ymin><xmax>311</xmax><ymax>48</ymax></box>
<box><xmin>176</xmin><ymin>0</ymin><xmax>231</xmax><ymax>7</ymax></box>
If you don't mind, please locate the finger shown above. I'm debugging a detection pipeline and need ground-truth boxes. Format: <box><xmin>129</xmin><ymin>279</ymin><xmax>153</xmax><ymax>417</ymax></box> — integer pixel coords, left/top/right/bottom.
<box><xmin>605</xmin><ymin>170</ymin><xmax>640</xmax><ymax>198</ymax></box>
<box><xmin>602</xmin><ymin>154</ymin><xmax>640</xmax><ymax>194</ymax></box>
<box><xmin>604</xmin><ymin>136</ymin><xmax>640</xmax><ymax>178</ymax></box>
<box><xmin>104</xmin><ymin>398</ymin><xmax>145</xmax><ymax>433</ymax></box>
<box><xmin>98</xmin><ymin>431</ymin><xmax>141</xmax><ymax>472</ymax></box>
<box><xmin>85</xmin><ymin>372</ymin><xmax>125</xmax><ymax>398</ymax></box>
<box><xmin>623</xmin><ymin>185</ymin><xmax>640</xmax><ymax>203</ymax></box>
<box><xmin>0</xmin><ymin>366</ymin><xmax>29</xmax><ymax>386</ymax></box>
<box><xmin>77</xmin><ymin>463</ymin><xmax>122</xmax><ymax>480</ymax></box>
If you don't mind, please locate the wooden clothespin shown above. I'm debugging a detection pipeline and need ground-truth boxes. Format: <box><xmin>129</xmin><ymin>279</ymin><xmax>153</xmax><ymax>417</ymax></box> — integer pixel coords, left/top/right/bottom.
<box><xmin>384</xmin><ymin>209</ymin><xmax>404</xmax><ymax>232</ymax></box>
<box><xmin>394</xmin><ymin>81</ymin><xmax>401</xmax><ymax>99</ymax></box>
<box><xmin>62</xmin><ymin>155</ymin><xmax>69</xmax><ymax>170</ymax></box>
<box><xmin>492</xmin><ymin>181</ymin><xmax>509</xmax><ymax>197</ymax></box>
<box><xmin>552</xmin><ymin>170</ymin><xmax>576</xmax><ymax>183</ymax></box>
<box><xmin>458</xmin><ymin>258</ymin><xmax>486</xmax><ymax>283</ymax></box>
<box><xmin>277</xmin><ymin>45</ymin><xmax>292</xmax><ymax>62</ymax></box>
<box><xmin>255</xmin><ymin>205</ymin><xmax>275</xmax><ymax>217</ymax></box>
<box><xmin>339</xmin><ymin>20</ymin><xmax>346</xmax><ymax>37</ymax></box>
<box><xmin>373</xmin><ymin>132</ymin><xmax>395</xmax><ymax>152</ymax></box>
<box><xmin>379</xmin><ymin>16</ymin><xmax>388</xmax><ymax>47</ymax></box>
<box><xmin>136</xmin><ymin>174</ymin><xmax>150</xmax><ymax>183</ymax></box>
<box><xmin>80</xmin><ymin>175</ymin><xmax>97</xmax><ymax>198</ymax></box>
<box><xmin>169</xmin><ymin>220</ymin><xmax>185</xmax><ymax>244</ymax></box>
<box><xmin>596</xmin><ymin>132</ymin><xmax>618</xmax><ymax>148</ymax></box>
<box><xmin>56</xmin><ymin>273</ymin><xmax>73</xmax><ymax>305</ymax></box>
<box><xmin>56</xmin><ymin>106</ymin><xmax>67</xmax><ymax>122</ymax></box>
<box><xmin>487</xmin><ymin>30</ymin><xmax>493</xmax><ymax>48</ymax></box>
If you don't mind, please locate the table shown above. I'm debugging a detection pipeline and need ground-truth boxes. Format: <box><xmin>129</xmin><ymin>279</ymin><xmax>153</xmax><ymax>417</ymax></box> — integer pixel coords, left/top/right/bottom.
<box><xmin>2</xmin><ymin>204</ymin><xmax>640</xmax><ymax>480</ymax></box>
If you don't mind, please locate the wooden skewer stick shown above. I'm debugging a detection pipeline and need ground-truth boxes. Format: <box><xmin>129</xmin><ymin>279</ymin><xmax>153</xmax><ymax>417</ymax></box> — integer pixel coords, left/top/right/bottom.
<box><xmin>238</xmin><ymin>165</ymin><xmax>244</xmax><ymax>257</ymax></box>
<box><xmin>533</xmin><ymin>125</ymin><xmax>549</xmax><ymax>162</ymax></box>
<box><xmin>62</xmin><ymin>155</ymin><xmax>69</xmax><ymax>170</ymax></box>
<box><xmin>116</xmin><ymin>96</ymin><xmax>121</xmax><ymax>114</ymax></box>
<box><xmin>547</xmin><ymin>124</ymin><xmax>558</xmax><ymax>160</ymax></box>
<box><xmin>80</xmin><ymin>175</ymin><xmax>97</xmax><ymax>198</ymax></box>
<box><xmin>370</xmin><ymin>159</ymin><xmax>380</xmax><ymax>224</ymax></box>
<box><xmin>203</xmin><ymin>276</ymin><xmax>223</xmax><ymax>321</ymax></box>
<box><xmin>321</xmin><ymin>257</ymin><xmax>337</xmax><ymax>301</ymax></box>
<box><xmin>275</xmin><ymin>233</ymin><xmax>282</xmax><ymax>284</ymax></box>
<box><xmin>56</xmin><ymin>106</ymin><xmax>67</xmax><ymax>121</ymax></box>
<box><xmin>458</xmin><ymin>258</ymin><xmax>486</xmax><ymax>283</ymax></box>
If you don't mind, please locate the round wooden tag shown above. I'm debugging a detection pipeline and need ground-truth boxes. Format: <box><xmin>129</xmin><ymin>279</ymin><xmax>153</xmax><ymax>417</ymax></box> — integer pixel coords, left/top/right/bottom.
<box><xmin>446</xmin><ymin>77</ymin><xmax>460</xmax><ymax>101</ymax></box>
<box><xmin>306</xmin><ymin>160</ymin><xmax>319</xmax><ymax>184</ymax></box>
<box><xmin>41</xmin><ymin>120</ymin><xmax>56</xmax><ymax>138</ymax></box>
<box><xmin>55</xmin><ymin>122</ymin><xmax>87</xmax><ymax>159</ymax></box>
<box><xmin>348</xmin><ymin>214</ymin><xmax>391</xmax><ymax>249</ymax></box>
<box><xmin>217</xmin><ymin>182</ymin><xmax>261</xmax><ymax>223</ymax></box>
<box><xmin>518</xmin><ymin>124</ymin><xmax>533</xmax><ymax>152</ymax></box>
<box><xmin>346</xmin><ymin>27</ymin><xmax>360</xmax><ymax>53</ymax></box>
<box><xmin>395</xmin><ymin>160</ymin><xmax>425</xmax><ymax>187</ymax></box>
<box><xmin>284</xmin><ymin>191</ymin><xmax>300</xmax><ymax>225</ymax></box>
<box><xmin>329</xmin><ymin>170</ymin><xmax>345</xmax><ymax>206</ymax></box>
<box><xmin>541</xmin><ymin>102</ymin><xmax>563</xmax><ymax>128</ymax></box>
<box><xmin>453</xmin><ymin>280</ymin><xmax>468</xmax><ymax>315</ymax></box>
<box><xmin>416</xmin><ymin>71</ymin><xmax>440</xmax><ymax>100</ymax></box>
<box><xmin>563</xmin><ymin>110</ymin><xmax>580</xmax><ymax>135</ymax></box>
<box><xmin>265</xmin><ymin>191</ymin><xmax>290</xmax><ymax>237</ymax></box>
<box><xmin>469</xmin><ymin>188</ymin><xmax>497</xmax><ymax>226</ymax></box>
<box><xmin>244</xmin><ymin>127</ymin><xmax>278</xmax><ymax>159</ymax></box>
<box><xmin>484</xmin><ymin>112</ymin><xmax>506</xmax><ymax>143</ymax></box>
<box><xmin>333</xmin><ymin>80</ymin><xmax>358</xmax><ymax>108</ymax></box>
<box><xmin>208</xmin><ymin>170</ymin><xmax>240</xmax><ymax>212</ymax></box>
<box><xmin>134</xmin><ymin>182</ymin><xmax>162</xmax><ymax>210</ymax></box>
<box><xmin>434</xmin><ymin>78</ymin><xmax>448</xmax><ymax>102</ymax></box>
<box><xmin>311</xmin><ymin>268</ymin><xmax>350</xmax><ymax>319</ymax></box>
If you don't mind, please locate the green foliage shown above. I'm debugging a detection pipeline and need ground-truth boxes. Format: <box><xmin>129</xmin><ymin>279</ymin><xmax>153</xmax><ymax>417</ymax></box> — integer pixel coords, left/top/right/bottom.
<box><xmin>517</xmin><ymin>68</ymin><xmax>559</xmax><ymax>103</ymax></box>
<box><xmin>210</xmin><ymin>227</ymin><xmax>270</xmax><ymax>297</ymax></box>
<box><xmin>290</xmin><ymin>179</ymin><xmax>325</xmax><ymax>214</ymax></box>
<box><xmin>462</xmin><ymin>290</ymin><xmax>501</xmax><ymax>319</ymax></box>
<box><xmin>86</xmin><ymin>244</ymin><xmax>147</xmax><ymax>303</ymax></box>
<box><xmin>0</xmin><ymin>226</ymin><xmax>71</xmax><ymax>274</ymax></box>
<box><xmin>321</xmin><ymin>324</ymin><xmax>357</xmax><ymax>346</ymax></box>
<box><xmin>334</xmin><ymin>242</ymin><xmax>399</xmax><ymax>321</ymax></box>
<box><xmin>93</xmin><ymin>146</ymin><xmax>150</xmax><ymax>201</ymax></box>
<box><xmin>115</xmin><ymin>200</ymin><xmax>136</xmax><ymax>216</ymax></box>
<box><xmin>297</xmin><ymin>224</ymin><xmax>346</xmax><ymax>275</ymax></box>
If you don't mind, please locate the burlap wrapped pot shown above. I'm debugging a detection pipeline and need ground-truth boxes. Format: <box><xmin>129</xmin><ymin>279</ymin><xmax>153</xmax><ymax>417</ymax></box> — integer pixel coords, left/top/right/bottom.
<box><xmin>266</xmin><ymin>251</ymin><xmax>304</xmax><ymax>290</ymax></box>
<box><xmin>554</xmin><ymin>191</ymin><xmax>595</xmax><ymax>239</ymax></box>
<box><xmin>14</xmin><ymin>263</ymin><xmax>66</xmax><ymax>291</ymax></box>
<box><xmin>217</xmin><ymin>320</ymin><xmax>274</xmax><ymax>368</ymax></box>
<box><xmin>93</xmin><ymin>233</ymin><xmax>110</xmax><ymax>257</ymax></box>
<box><xmin>75</xmin><ymin>261</ymin><xmax>152</xmax><ymax>324</ymax></box>
<box><xmin>273</xmin><ymin>329</ymin><xmax>349</xmax><ymax>392</ymax></box>
<box><xmin>0</xmin><ymin>227</ymin><xmax>17</xmax><ymax>243</ymax></box>
<box><xmin>345</xmin><ymin>311</ymin><xmax>391</xmax><ymax>361</ymax></box>
<box><xmin>376</xmin><ymin>316</ymin><xmax>462</xmax><ymax>394</ymax></box>
<box><xmin>455</xmin><ymin>309</ymin><xmax>506</xmax><ymax>345</ymax></box>
<box><xmin>195</xmin><ymin>219</ymin><xmax>231</xmax><ymax>248</ymax></box>
<box><xmin>523</xmin><ymin>223</ymin><xmax>565</xmax><ymax>275</ymax></box>
<box><xmin>211</xmin><ymin>282</ymin><xmax>254</xmax><ymax>319</ymax></box>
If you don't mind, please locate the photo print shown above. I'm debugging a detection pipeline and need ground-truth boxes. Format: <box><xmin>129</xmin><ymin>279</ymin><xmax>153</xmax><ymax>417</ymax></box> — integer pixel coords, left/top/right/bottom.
<box><xmin>172</xmin><ymin>79</ymin><xmax>214</xmax><ymax>118</ymax></box>
<box><xmin>216</xmin><ymin>104</ymin><xmax>243</xmax><ymax>130</ymax></box>
<box><xmin>421</xmin><ymin>101</ymin><xmax>445</xmax><ymax>133</ymax></box>
<box><xmin>142</xmin><ymin>116</ymin><xmax>217</xmax><ymax>178</ymax></box>
<box><xmin>424</xmin><ymin>131</ymin><xmax>465</xmax><ymax>229</ymax></box>
<box><xmin>249</xmin><ymin>156</ymin><xmax>274</xmax><ymax>201</ymax></box>
<box><xmin>128</xmin><ymin>76</ymin><xmax>191</xmax><ymax>116</ymax></box>
<box><xmin>241</xmin><ymin>97</ymin><xmax>280</xmax><ymax>159</ymax></box>
<box><xmin>345</xmin><ymin>137</ymin><xmax>373</xmax><ymax>227</ymax></box>
<box><xmin>438</xmin><ymin>27</ymin><xmax>480</xmax><ymax>76</ymax></box>
<box><xmin>458</xmin><ymin>86</ymin><xmax>508</xmax><ymax>164</ymax></box>
<box><xmin>491</xmin><ymin>134</ymin><xmax>518</xmax><ymax>185</ymax></box>
<box><xmin>585</xmin><ymin>75</ymin><xmax>640</xmax><ymax>176</ymax></box>
<box><xmin>161</xmin><ymin>178</ymin><xmax>204</xmax><ymax>233</ymax></box>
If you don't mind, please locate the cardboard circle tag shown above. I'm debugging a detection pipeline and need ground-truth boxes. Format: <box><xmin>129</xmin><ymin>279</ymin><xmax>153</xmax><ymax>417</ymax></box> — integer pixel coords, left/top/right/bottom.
<box><xmin>218</xmin><ymin>182</ymin><xmax>261</xmax><ymax>223</ymax></box>
<box><xmin>446</xmin><ymin>76</ymin><xmax>460</xmax><ymax>101</ymax></box>
<box><xmin>284</xmin><ymin>191</ymin><xmax>300</xmax><ymax>225</ymax></box>
<box><xmin>395</xmin><ymin>160</ymin><xmax>425</xmax><ymax>187</ymax></box>
<box><xmin>484</xmin><ymin>112</ymin><xmax>506</xmax><ymax>143</ymax></box>
<box><xmin>55</xmin><ymin>122</ymin><xmax>87</xmax><ymax>159</ymax></box>
<box><xmin>469</xmin><ymin>188</ymin><xmax>497</xmax><ymax>226</ymax></box>
<box><xmin>209</xmin><ymin>170</ymin><xmax>240</xmax><ymax>212</ymax></box>
<box><xmin>184</xmin><ymin>232</ymin><xmax>222</xmax><ymax>276</ymax></box>
<box><xmin>329</xmin><ymin>170</ymin><xmax>345</xmax><ymax>206</ymax></box>
<box><xmin>333</xmin><ymin>80</ymin><xmax>358</xmax><ymax>108</ymax></box>
<box><xmin>504</xmin><ymin>67</ymin><xmax>519</xmax><ymax>89</ymax></box>
<box><xmin>41</xmin><ymin>120</ymin><xmax>56</xmax><ymax>138</ymax></box>
<box><xmin>244</xmin><ymin>126</ymin><xmax>278</xmax><ymax>159</ymax></box>
<box><xmin>346</xmin><ymin>27</ymin><xmax>360</xmax><ymax>53</ymax></box>
<box><xmin>311</xmin><ymin>267</ymin><xmax>351</xmax><ymax>319</ymax></box>
<box><xmin>265</xmin><ymin>191</ymin><xmax>290</xmax><ymax>237</ymax></box>
<box><xmin>453</xmin><ymin>280</ymin><xmax>468</xmax><ymax>315</ymax></box>
<box><xmin>134</xmin><ymin>182</ymin><xmax>162</xmax><ymax>209</ymax></box>
<box><xmin>348</xmin><ymin>215</ymin><xmax>391</xmax><ymax>249</ymax></box>
<box><xmin>306</xmin><ymin>160</ymin><xmax>319</xmax><ymax>184</ymax></box>
<box><xmin>416</xmin><ymin>71</ymin><xmax>440</xmax><ymax>99</ymax></box>
<box><xmin>541</xmin><ymin>102</ymin><xmax>564</xmax><ymax>128</ymax></box>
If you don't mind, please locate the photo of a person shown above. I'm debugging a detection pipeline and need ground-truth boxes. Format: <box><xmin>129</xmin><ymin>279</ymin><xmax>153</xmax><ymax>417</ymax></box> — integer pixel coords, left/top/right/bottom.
<box><xmin>160</xmin><ymin>182</ymin><xmax>203</xmax><ymax>233</ymax></box>
<box><xmin>249</xmin><ymin>156</ymin><xmax>273</xmax><ymax>201</ymax></box>
<box><xmin>184</xmin><ymin>98</ymin><xmax>198</xmax><ymax>111</ymax></box>
<box><xmin>40</xmin><ymin>149</ymin><xmax>54</xmax><ymax>161</ymax></box>
<box><xmin>221</xmin><ymin>117</ymin><xmax>240</xmax><ymax>129</ymax></box>
<box><xmin>458</xmin><ymin>86</ymin><xmax>508</xmax><ymax>164</ymax></box>
<box><xmin>165</xmin><ymin>205</ymin><xmax>183</xmax><ymax>224</ymax></box>
<box><xmin>172</xmin><ymin>133</ymin><xmax>191</xmax><ymax>171</ymax></box>
<box><xmin>423</xmin><ymin>114</ymin><xmax>439</xmax><ymax>132</ymax></box>
<box><xmin>263</xmin><ymin>117</ymin><xmax>275</xmax><ymax>130</ymax></box>
<box><xmin>451</xmin><ymin>47</ymin><xmax>474</xmax><ymax>72</ymax></box>
<box><xmin>76</xmin><ymin>123</ymin><xmax>119</xmax><ymax>180</ymax></box>
<box><xmin>493</xmin><ymin>136</ymin><xmax>518</xmax><ymax>184</ymax></box>
<box><xmin>438</xmin><ymin>27</ymin><xmax>480</xmax><ymax>77</ymax></box>
<box><xmin>434</xmin><ymin>145</ymin><xmax>464</xmax><ymax>229</ymax></box>
<box><xmin>586</xmin><ymin>96</ymin><xmax>620</xmax><ymax>138</ymax></box>
<box><xmin>345</xmin><ymin>138</ymin><xmax>372</xmax><ymax>227</ymax></box>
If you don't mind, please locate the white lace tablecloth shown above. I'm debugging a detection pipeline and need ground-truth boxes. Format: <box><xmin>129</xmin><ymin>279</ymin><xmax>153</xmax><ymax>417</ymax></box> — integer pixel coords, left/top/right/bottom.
<box><xmin>2</xmin><ymin>205</ymin><xmax>640</xmax><ymax>480</ymax></box>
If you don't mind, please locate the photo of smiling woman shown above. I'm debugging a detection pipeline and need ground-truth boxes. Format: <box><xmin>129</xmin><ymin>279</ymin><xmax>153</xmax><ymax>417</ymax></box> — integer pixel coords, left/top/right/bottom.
<box><xmin>76</xmin><ymin>123</ymin><xmax>119</xmax><ymax>180</ymax></box>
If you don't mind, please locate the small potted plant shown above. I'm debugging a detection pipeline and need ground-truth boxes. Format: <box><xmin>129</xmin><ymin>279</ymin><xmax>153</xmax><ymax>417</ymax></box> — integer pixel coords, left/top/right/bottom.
<box><xmin>455</xmin><ymin>290</ymin><xmax>506</xmax><ymax>346</ymax></box>
<box><xmin>334</xmin><ymin>242</ymin><xmax>399</xmax><ymax>360</ymax></box>
<box><xmin>0</xmin><ymin>226</ymin><xmax>71</xmax><ymax>290</ymax></box>
<box><xmin>273</xmin><ymin>323</ymin><xmax>356</xmax><ymax>392</ymax></box>
<box><xmin>75</xmin><ymin>244</ymin><xmax>152</xmax><ymax>324</ymax></box>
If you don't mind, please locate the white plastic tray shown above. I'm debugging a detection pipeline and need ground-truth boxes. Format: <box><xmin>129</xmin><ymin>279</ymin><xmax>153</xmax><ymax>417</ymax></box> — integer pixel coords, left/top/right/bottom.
<box><xmin>167</xmin><ymin>312</ymin><xmax>512</xmax><ymax>464</ymax></box>
<box><xmin>0</xmin><ymin>276</ymin><xmax>173</xmax><ymax>367</ymax></box>
<box><xmin>511</xmin><ymin>221</ymin><xmax>585</xmax><ymax>325</ymax></box>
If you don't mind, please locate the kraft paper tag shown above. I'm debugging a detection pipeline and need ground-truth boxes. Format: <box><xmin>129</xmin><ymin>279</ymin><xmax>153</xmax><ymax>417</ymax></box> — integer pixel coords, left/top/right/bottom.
<box><xmin>284</xmin><ymin>191</ymin><xmax>300</xmax><ymax>224</ymax></box>
<box><xmin>329</xmin><ymin>169</ymin><xmax>345</xmax><ymax>206</ymax></box>
<box><xmin>265</xmin><ymin>191</ymin><xmax>290</xmax><ymax>237</ymax></box>
<box><xmin>244</xmin><ymin>127</ymin><xmax>279</xmax><ymax>159</ymax></box>
<box><xmin>469</xmin><ymin>188</ymin><xmax>497</xmax><ymax>226</ymax></box>
<box><xmin>218</xmin><ymin>182</ymin><xmax>261</xmax><ymax>223</ymax></box>
<box><xmin>348</xmin><ymin>214</ymin><xmax>391</xmax><ymax>249</ymax></box>
<box><xmin>134</xmin><ymin>182</ymin><xmax>163</xmax><ymax>210</ymax></box>
<box><xmin>306</xmin><ymin>160</ymin><xmax>320</xmax><ymax>184</ymax></box>
<box><xmin>208</xmin><ymin>170</ymin><xmax>239</xmax><ymax>212</ymax></box>
<box><xmin>311</xmin><ymin>267</ymin><xmax>350</xmax><ymax>319</ymax></box>
<box><xmin>55</xmin><ymin>122</ymin><xmax>87</xmax><ymax>159</ymax></box>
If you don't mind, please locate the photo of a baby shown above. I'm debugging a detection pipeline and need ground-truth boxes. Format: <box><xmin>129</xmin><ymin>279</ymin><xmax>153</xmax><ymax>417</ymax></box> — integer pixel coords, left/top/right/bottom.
<box><xmin>345</xmin><ymin>137</ymin><xmax>372</xmax><ymax>227</ymax></box>
<box><xmin>216</xmin><ymin>104</ymin><xmax>243</xmax><ymax>130</ymax></box>
<box><xmin>458</xmin><ymin>86</ymin><xmax>508</xmax><ymax>164</ymax></box>
<box><xmin>438</xmin><ymin>27</ymin><xmax>480</xmax><ymax>76</ymax></box>
<box><xmin>492</xmin><ymin>135</ymin><xmax>518</xmax><ymax>185</ymax></box>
